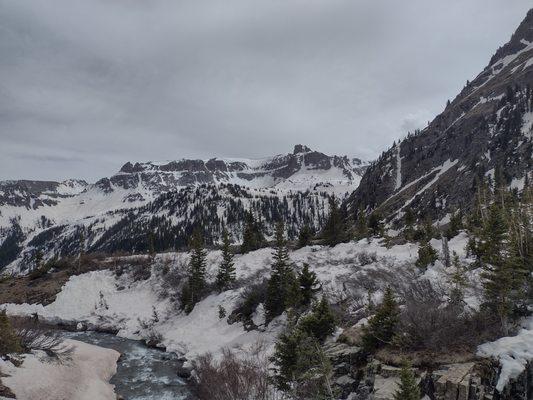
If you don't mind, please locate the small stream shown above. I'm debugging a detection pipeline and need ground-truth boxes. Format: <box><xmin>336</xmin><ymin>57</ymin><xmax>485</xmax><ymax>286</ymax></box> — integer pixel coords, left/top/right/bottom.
<box><xmin>61</xmin><ymin>331</ymin><xmax>192</xmax><ymax>400</ymax></box>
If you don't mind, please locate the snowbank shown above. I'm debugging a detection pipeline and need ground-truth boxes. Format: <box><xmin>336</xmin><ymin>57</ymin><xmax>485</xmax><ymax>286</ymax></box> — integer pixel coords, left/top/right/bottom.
<box><xmin>0</xmin><ymin>339</ymin><xmax>119</xmax><ymax>400</ymax></box>
<box><xmin>477</xmin><ymin>317</ymin><xmax>533</xmax><ymax>391</ymax></box>
<box><xmin>1</xmin><ymin>237</ymin><xmax>478</xmax><ymax>364</ymax></box>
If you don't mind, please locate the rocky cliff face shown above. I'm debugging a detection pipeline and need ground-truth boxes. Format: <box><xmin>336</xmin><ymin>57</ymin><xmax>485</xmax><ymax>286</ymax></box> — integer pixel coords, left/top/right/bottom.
<box><xmin>346</xmin><ymin>9</ymin><xmax>533</xmax><ymax>225</ymax></box>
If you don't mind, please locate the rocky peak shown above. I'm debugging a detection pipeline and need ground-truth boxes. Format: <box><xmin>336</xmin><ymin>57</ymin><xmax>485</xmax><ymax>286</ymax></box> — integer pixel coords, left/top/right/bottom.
<box><xmin>489</xmin><ymin>8</ymin><xmax>533</xmax><ymax>66</ymax></box>
<box><xmin>346</xmin><ymin>8</ymin><xmax>533</xmax><ymax>225</ymax></box>
<box><xmin>293</xmin><ymin>144</ymin><xmax>312</xmax><ymax>154</ymax></box>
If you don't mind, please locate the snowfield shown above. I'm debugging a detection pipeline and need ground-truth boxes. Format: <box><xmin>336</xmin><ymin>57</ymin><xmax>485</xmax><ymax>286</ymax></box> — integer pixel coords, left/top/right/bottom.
<box><xmin>0</xmin><ymin>340</ymin><xmax>119</xmax><ymax>400</ymax></box>
<box><xmin>1</xmin><ymin>233</ymin><xmax>532</xmax><ymax>392</ymax></box>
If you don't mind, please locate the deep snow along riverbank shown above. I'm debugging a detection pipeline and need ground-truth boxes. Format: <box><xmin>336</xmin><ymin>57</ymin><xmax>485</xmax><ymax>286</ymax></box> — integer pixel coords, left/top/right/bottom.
<box><xmin>60</xmin><ymin>331</ymin><xmax>192</xmax><ymax>400</ymax></box>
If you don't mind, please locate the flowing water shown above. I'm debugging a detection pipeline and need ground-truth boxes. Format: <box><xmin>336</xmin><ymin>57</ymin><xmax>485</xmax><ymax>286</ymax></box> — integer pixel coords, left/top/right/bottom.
<box><xmin>61</xmin><ymin>331</ymin><xmax>192</xmax><ymax>400</ymax></box>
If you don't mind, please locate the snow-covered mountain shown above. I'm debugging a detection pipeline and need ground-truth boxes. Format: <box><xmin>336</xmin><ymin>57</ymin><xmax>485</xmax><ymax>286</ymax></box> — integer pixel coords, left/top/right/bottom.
<box><xmin>0</xmin><ymin>145</ymin><xmax>367</xmax><ymax>273</ymax></box>
<box><xmin>346</xmin><ymin>9</ymin><xmax>533</xmax><ymax>225</ymax></box>
<box><xmin>95</xmin><ymin>144</ymin><xmax>366</xmax><ymax>200</ymax></box>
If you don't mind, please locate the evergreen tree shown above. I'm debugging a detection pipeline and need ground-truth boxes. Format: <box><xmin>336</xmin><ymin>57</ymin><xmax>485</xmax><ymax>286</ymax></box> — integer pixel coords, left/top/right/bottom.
<box><xmin>322</xmin><ymin>196</ymin><xmax>346</xmax><ymax>246</ymax></box>
<box><xmin>265</xmin><ymin>222</ymin><xmax>301</xmax><ymax>321</ymax></box>
<box><xmin>448</xmin><ymin>252</ymin><xmax>467</xmax><ymax>305</ymax></box>
<box><xmin>271</xmin><ymin>324</ymin><xmax>333</xmax><ymax>396</ymax></box>
<box><xmin>271</xmin><ymin>324</ymin><xmax>302</xmax><ymax>391</ymax></box>
<box><xmin>480</xmin><ymin>202</ymin><xmax>508</xmax><ymax>266</ymax></box>
<box><xmin>293</xmin><ymin>333</ymin><xmax>334</xmax><ymax>399</ymax></box>
<box><xmin>298</xmin><ymin>263</ymin><xmax>320</xmax><ymax>306</ymax></box>
<box><xmin>298</xmin><ymin>296</ymin><xmax>336</xmax><ymax>342</ymax></box>
<box><xmin>403</xmin><ymin>207</ymin><xmax>416</xmax><ymax>241</ymax></box>
<box><xmin>215</xmin><ymin>230</ymin><xmax>236</xmax><ymax>291</ymax></box>
<box><xmin>361</xmin><ymin>287</ymin><xmax>400</xmax><ymax>351</ymax></box>
<box><xmin>354</xmin><ymin>206</ymin><xmax>368</xmax><ymax>240</ymax></box>
<box><xmin>181</xmin><ymin>229</ymin><xmax>207</xmax><ymax>313</ymax></box>
<box><xmin>0</xmin><ymin>309</ymin><xmax>21</xmax><ymax>356</ymax></box>
<box><xmin>393</xmin><ymin>362</ymin><xmax>420</xmax><ymax>400</ymax></box>
<box><xmin>297</xmin><ymin>225</ymin><xmax>314</xmax><ymax>248</ymax></box>
<box><xmin>445</xmin><ymin>210</ymin><xmax>463</xmax><ymax>239</ymax></box>
<box><xmin>240</xmin><ymin>212</ymin><xmax>265</xmax><ymax>253</ymax></box>
<box><xmin>367</xmin><ymin>211</ymin><xmax>384</xmax><ymax>237</ymax></box>
<box><xmin>415</xmin><ymin>241</ymin><xmax>438</xmax><ymax>270</ymax></box>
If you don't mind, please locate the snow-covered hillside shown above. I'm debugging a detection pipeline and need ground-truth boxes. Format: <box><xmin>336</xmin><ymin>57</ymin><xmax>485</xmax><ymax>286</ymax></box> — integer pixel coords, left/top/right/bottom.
<box><xmin>0</xmin><ymin>145</ymin><xmax>368</xmax><ymax>274</ymax></box>
<box><xmin>2</xmin><ymin>235</ymin><xmax>532</xmax><ymax>394</ymax></box>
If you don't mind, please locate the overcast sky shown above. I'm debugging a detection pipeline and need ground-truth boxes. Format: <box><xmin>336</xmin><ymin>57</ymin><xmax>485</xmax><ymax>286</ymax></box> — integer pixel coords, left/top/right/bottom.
<box><xmin>1</xmin><ymin>1</ymin><xmax>531</xmax><ymax>181</ymax></box>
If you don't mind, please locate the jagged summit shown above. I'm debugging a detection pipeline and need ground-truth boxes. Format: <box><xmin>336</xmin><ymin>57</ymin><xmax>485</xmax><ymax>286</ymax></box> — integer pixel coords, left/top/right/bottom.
<box><xmin>293</xmin><ymin>144</ymin><xmax>312</xmax><ymax>154</ymax></box>
<box><xmin>489</xmin><ymin>8</ymin><xmax>533</xmax><ymax>66</ymax></box>
<box><xmin>101</xmin><ymin>145</ymin><xmax>368</xmax><ymax>197</ymax></box>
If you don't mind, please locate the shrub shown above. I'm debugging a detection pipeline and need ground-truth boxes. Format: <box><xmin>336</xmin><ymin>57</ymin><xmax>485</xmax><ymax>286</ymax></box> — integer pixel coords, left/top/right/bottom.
<box><xmin>11</xmin><ymin>316</ymin><xmax>71</xmax><ymax>359</ymax></box>
<box><xmin>192</xmin><ymin>345</ymin><xmax>278</xmax><ymax>400</ymax></box>
<box><xmin>229</xmin><ymin>280</ymin><xmax>268</xmax><ymax>329</ymax></box>
<box><xmin>357</xmin><ymin>251</ymin><xmax>378</xmax><ymax>266</ymax></box>
<box><xmin>394</xmin><ymin>280</ymin><xmax>497</xmax><ymax>353</ymax></box>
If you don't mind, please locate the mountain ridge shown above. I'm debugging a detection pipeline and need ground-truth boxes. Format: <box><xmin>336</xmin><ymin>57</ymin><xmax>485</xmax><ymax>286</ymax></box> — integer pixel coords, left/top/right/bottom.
<box><xmin>346</xmin><ymin>9</ymin><xmax>533</xmax><ymax>225</ymax></box>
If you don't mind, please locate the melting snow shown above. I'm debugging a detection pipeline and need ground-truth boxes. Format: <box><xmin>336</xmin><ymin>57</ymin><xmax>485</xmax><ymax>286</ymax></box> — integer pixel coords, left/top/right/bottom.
<box><xmin>478</xmin><ymin>317</ymin><xmax>533</xmax><ymax>392</ymax></box>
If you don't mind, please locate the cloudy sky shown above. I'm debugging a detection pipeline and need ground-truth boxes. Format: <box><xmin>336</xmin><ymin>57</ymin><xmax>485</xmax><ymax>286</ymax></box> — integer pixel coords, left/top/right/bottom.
<box><xmin>1</xmin><ymin>1</ymin><xmax>531</xmax><ymax>181</ymax></box>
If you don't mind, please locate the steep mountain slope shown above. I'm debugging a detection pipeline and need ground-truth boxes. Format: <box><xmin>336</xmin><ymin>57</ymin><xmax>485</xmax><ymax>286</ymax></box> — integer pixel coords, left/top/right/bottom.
<box><xmin>346</xmin><ymin>9</ymin><xmax>533</xmax><ymax>225</ymax></box>
<box><xmin>0</xmin><ymin>145</ymin><xmax>367</xmax><ymax>273</ymax></box>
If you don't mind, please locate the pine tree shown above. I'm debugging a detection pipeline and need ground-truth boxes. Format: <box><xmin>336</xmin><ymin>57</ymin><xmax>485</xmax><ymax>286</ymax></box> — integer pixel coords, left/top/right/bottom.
<box><xmin>265</xmin><ymin>222</ymin><xmax>301</xmax><ymax>321</ymax></box>
<box><xmin>480</xmin><ymin>202</ymin><xmax>508</xmax><ymax>266</ymax></box>
<box><xmin>393</xmin><ymin>362</ymin><xmax>420</xmax><ymax>400</ymax></box>
<box><xmin>403</xmin><ymin>207</ymin><xmax>416</xmax><ymax>241</ymax></box>
<box><xmin>361</xmin><ymin>287</ymin><xmax>400</xmax><ymax>351</ymax></box>
<box><xmin>298</xmin><ymin>296</ymin><xmax>336</xmax><ymax>342</ymax></box>
<box><xmin>367</xmin><ymin>211</ymin><xmax>384</xmax><ymax>237</ymax></box>
<box><xmin>181</xmin><ymin>228</ymin><xmax>207</xmax><ymax>313</ymax></box>
<box><xmin>298</xmin><ymin>263</ymin><xmax>320</xmax><ymax>306</ymax></box>
<box><xmin>271</xmin><ymin>325</ymin><xmax>332</xmax><ymax>396</ymax></box>
<box><xmin>445</xmin><ymin>210</ymin><xmax>463</xmax><ymax>239</ymax></box>
<box><xmin>415</xmin><ymin>241</ymin><xmax>438</xmax><ymax>270</ymax></box>
<box><xmin>215</xmin><ymin>230</ymin><xmax>236</xmax><ymax>291</ymax></box>
<box><xmin>448</xmin><ymin>252</ymin><xmax>467</xmax><ymax>305</ymax></box>
<box><xmin>0</xmin><ymin>309</ymin><xmax>21</xmax><ymax>356</ymax></box>
<box><xmin>297</xmin><ymin>225</ymin><xmax>314</xmax><ymax>248</ymax></box>
<box><xmin>480</xmin><ymin>198</ymin><xmax>529</xmax><ymax>335</ymax></box>
<box><xmin>322</xmin><ymin>196</ymin><xmax>346</xmax><ymax>246</ymax></box>
<box><xmin>241</xmin><ymin>212</ymin><xmax>265</xmax><ymax>253</ymax></box>
<box><xmin>354</xmin><ymin>206</ymin><xmax>368</xmax><ymax>240</ymax></box>
<box><xmin>271</xmin><ymin>324</ymin><xmax>302</xmax><ymax>391</ymax></box>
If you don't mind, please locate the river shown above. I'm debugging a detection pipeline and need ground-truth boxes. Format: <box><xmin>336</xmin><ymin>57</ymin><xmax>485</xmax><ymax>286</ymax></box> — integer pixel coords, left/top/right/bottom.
<box><xmin>61</xmin><ymin>331</ymin><xmax>192</xmax><ymax>400</ymax></box>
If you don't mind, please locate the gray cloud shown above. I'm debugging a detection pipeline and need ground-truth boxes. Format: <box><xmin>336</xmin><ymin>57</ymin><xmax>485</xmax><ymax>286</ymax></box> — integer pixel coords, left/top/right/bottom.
<box><xmin>0</xmin><ymin>0</ymin><xmax>531</xmax><ymax>181</ymax></box>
